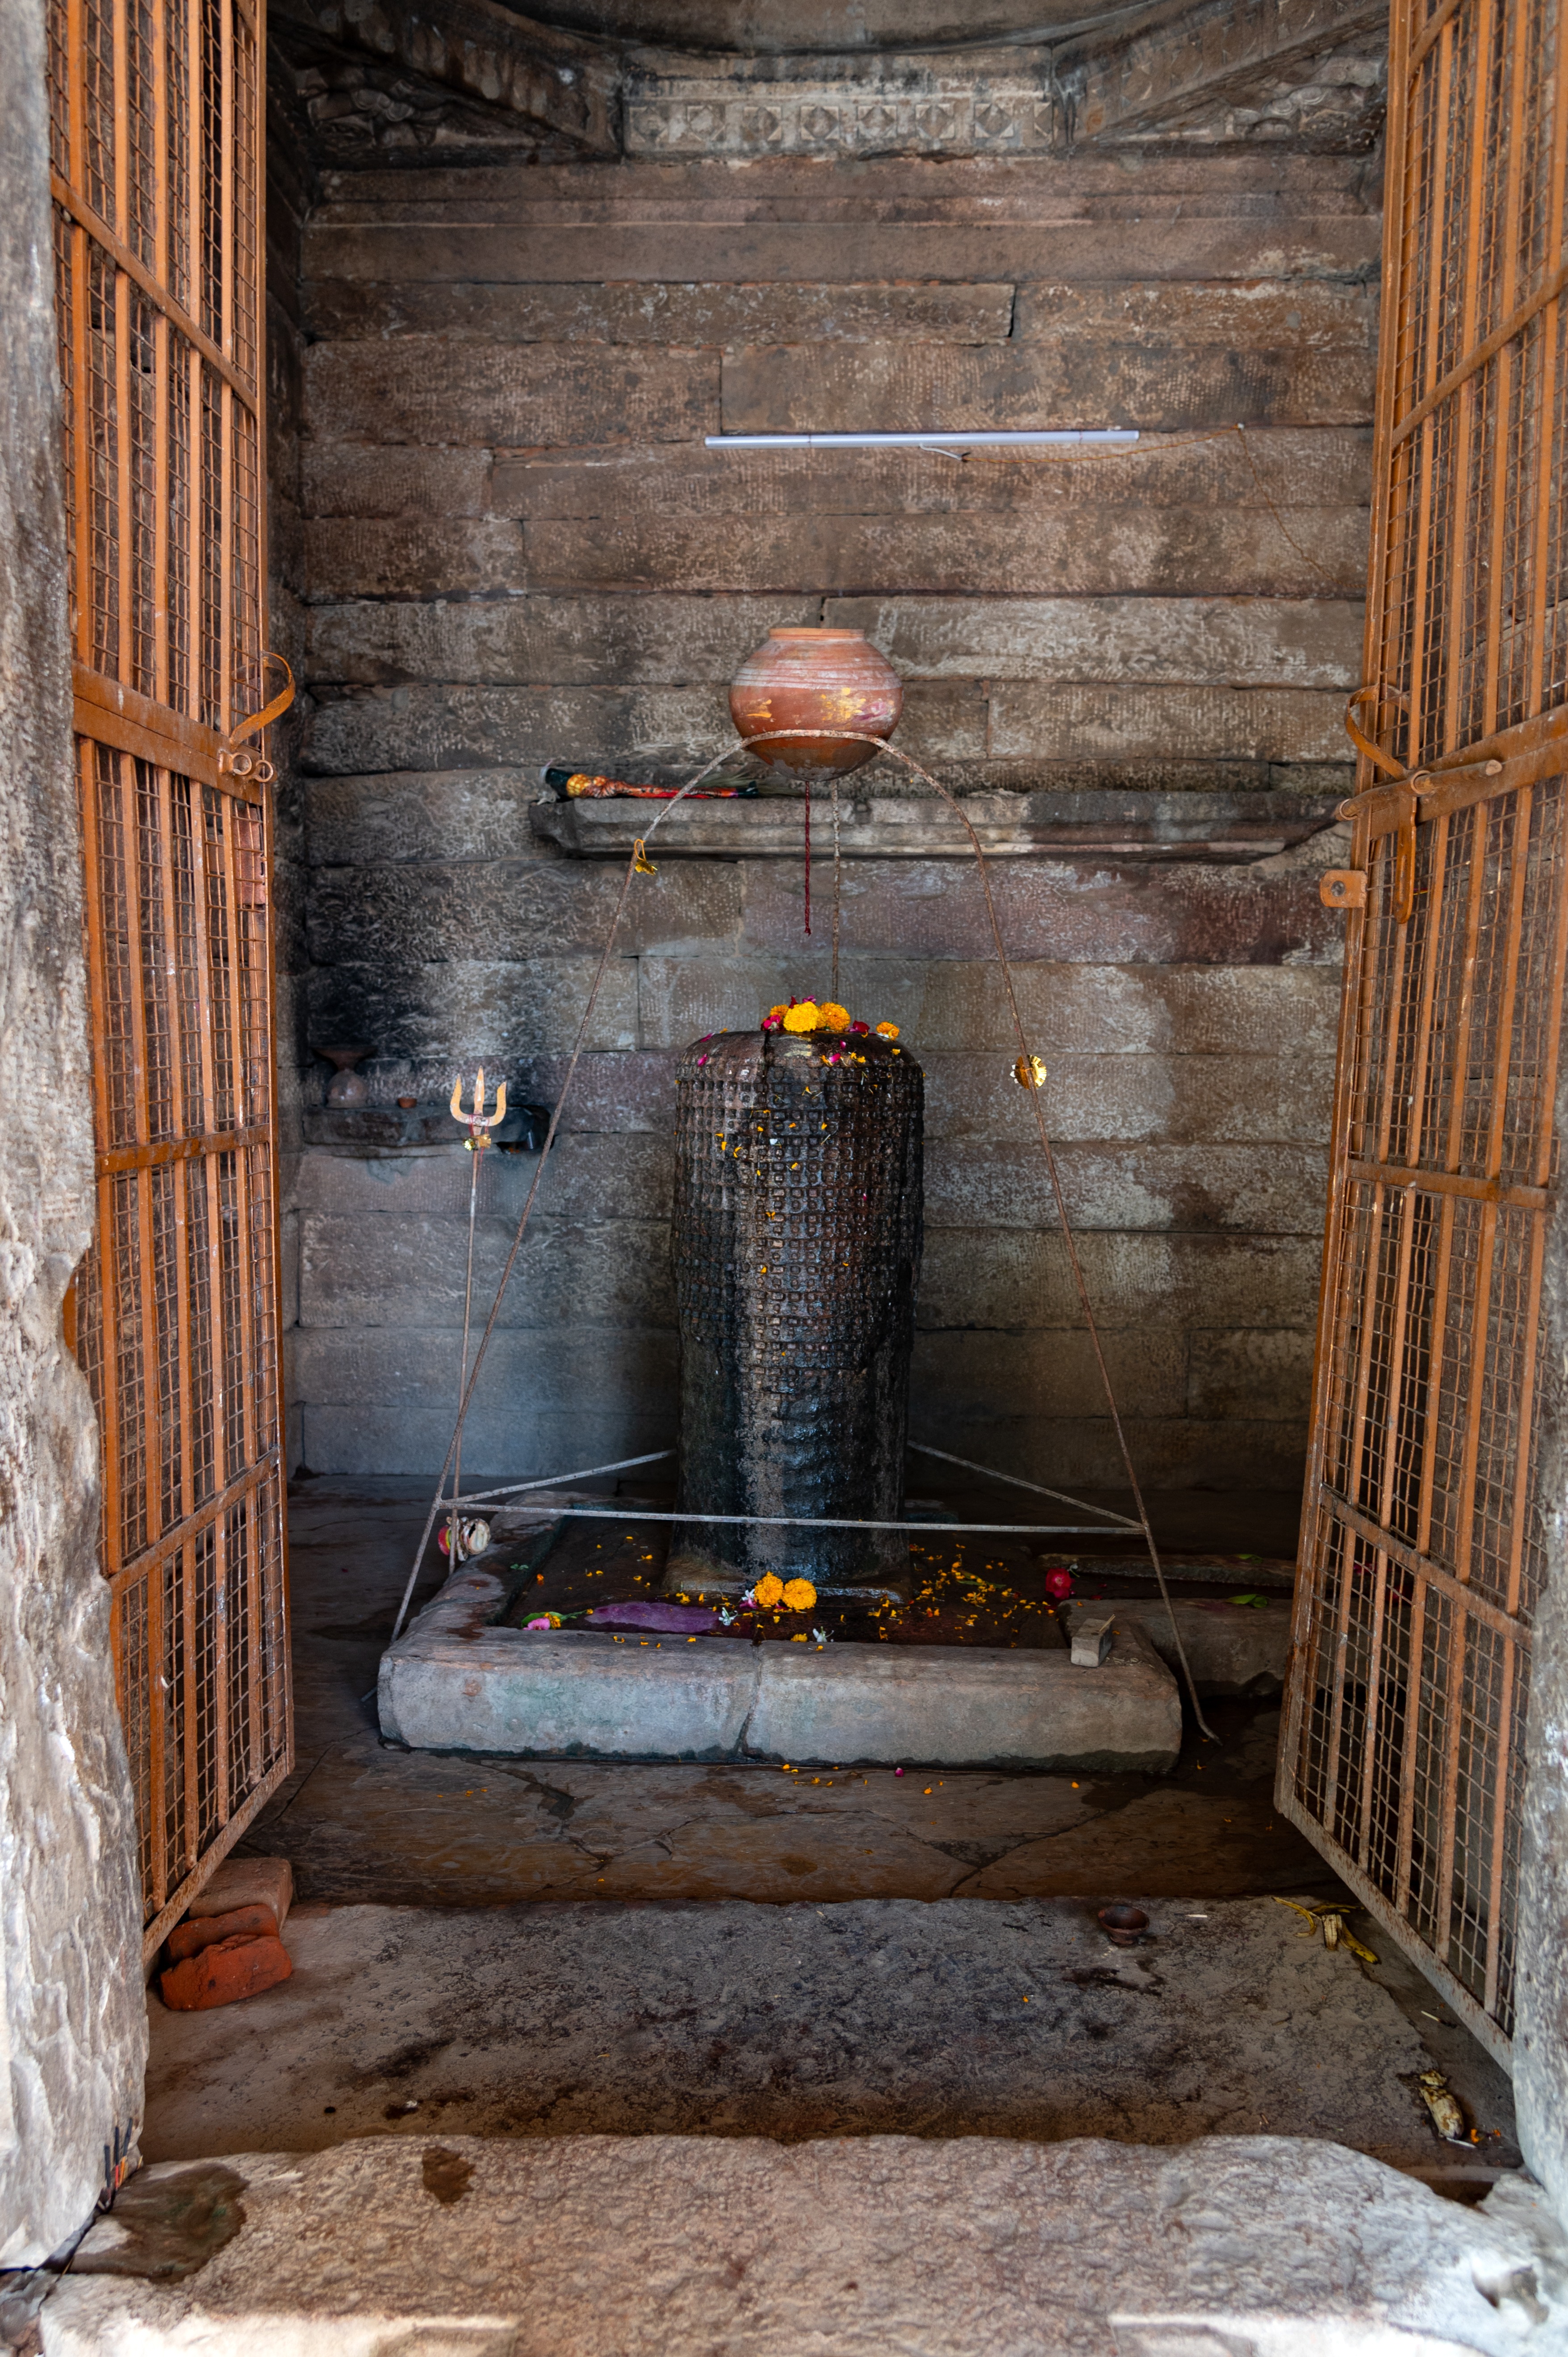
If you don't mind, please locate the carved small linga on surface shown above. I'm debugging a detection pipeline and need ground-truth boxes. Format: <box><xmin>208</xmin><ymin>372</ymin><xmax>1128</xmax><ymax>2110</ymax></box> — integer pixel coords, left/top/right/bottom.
<box><xmin>670</xmin><ymin>1023</ymin><xmax>923</xmax><ymax>1598</ymax></box>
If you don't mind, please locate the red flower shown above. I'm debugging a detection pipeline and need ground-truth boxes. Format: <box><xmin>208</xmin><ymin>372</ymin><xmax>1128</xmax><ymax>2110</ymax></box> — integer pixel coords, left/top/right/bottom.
<box><xmin>850</xmin><ymin>1020</ymin><xmax>870</xmax><ymax>1034</ymax></box>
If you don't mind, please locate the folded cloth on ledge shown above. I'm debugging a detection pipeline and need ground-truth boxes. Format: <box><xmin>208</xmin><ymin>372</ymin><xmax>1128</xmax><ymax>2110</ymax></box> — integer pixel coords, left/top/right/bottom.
<box><xmin>586</xmin><ymin>1600</ymin><xmax>721</xmax><ymax>1633</ymax></box>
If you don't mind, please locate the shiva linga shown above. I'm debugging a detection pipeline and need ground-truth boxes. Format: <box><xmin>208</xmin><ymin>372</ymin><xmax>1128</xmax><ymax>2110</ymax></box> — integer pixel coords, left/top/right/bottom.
<box><xmin>666</xmin><ymin>1002</ymin><xmax>922</xmax><ymax>1602</ymax></box>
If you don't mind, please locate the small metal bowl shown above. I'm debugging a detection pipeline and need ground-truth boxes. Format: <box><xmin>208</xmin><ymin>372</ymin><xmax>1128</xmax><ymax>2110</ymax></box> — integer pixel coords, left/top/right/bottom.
<box><xmin>1099</xmin><ymin>1904</ymin><xmax>1149</xmax><ymax>1948</ymax></box>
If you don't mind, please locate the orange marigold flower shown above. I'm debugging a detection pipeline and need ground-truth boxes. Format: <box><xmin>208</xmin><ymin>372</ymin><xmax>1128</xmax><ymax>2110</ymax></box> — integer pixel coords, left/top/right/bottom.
<box><xmin>763</xmin><ymin>1005</ymin><xmax>790</xmax><ymax>1027</ymax></box>
<box><xmin>782</xmin><ymin>1577</ymin><xmax>817</xmax><ymax>1612</ymax></box>
<box><xmin>815</xmin><ymin>1002</ymin><xmax>851</xmax><ymax>1033</ymax></box>
<box><xmin>874</xmin><ymin>1021</ymin><xmax>900</xmax><ymax>1038</ymax></box>
<box><xmin>782</xmin><ymin>1003</ymin><xmax>819</xmax><ymax>1033</ymax></box>
<box><xmin>753</xmin><ymin>1572</ymin><xmax>785</xmax><ymax>1607</ymax></box>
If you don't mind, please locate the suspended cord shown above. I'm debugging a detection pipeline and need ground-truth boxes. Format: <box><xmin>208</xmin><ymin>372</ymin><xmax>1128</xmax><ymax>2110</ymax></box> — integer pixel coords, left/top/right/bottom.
<box><xmin>830</xmin><ymin>774</ymin><xmax>843</xmax><ymax>1004</ymax></box>
<box><xmin>744</xmin><ymin>727</ymin><xmax>1220</xmax><ymax>1743</ymax></box>
<box><xmin>389</xmin><ymin>743</ymin><xmax>749</xmax><ymax>1643</ymax></box>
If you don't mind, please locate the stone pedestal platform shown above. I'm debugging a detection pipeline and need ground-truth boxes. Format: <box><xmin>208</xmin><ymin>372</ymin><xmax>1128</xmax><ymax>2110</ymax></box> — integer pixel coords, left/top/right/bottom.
<box><xmin>377</xmin><ymin>1561</ymin><xmax>1182</xmax><ymax>1771</ymax></box>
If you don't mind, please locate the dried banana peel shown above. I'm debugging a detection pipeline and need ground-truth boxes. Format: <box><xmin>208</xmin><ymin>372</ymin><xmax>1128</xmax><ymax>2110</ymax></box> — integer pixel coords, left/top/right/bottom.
<box><xmin>1272</xmin><ymin>1895</ymin><xmax>1378</xmax><ymax>1962</ymax></box>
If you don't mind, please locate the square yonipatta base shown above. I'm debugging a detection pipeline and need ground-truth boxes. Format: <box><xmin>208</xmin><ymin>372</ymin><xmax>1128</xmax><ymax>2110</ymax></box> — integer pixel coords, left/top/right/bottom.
<box><xmin>378</xmin><ymin>1557</ymin><xmax>1182</xmax><ymax>1772</ymax></box>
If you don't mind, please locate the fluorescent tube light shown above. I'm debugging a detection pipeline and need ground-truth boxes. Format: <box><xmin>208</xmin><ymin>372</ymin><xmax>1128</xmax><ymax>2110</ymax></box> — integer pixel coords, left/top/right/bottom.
<box><xmin>705</xmin><ymin>430</ymin><xmax>1139</xmax><ymax>449</ymax></box>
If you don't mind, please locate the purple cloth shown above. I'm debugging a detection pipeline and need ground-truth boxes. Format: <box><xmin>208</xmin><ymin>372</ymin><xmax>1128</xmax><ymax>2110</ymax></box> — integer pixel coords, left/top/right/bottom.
<box><xmin>589</xmin><ymin>1600</ymin><xmax>720</xmax><ymax>1633</ymax></box>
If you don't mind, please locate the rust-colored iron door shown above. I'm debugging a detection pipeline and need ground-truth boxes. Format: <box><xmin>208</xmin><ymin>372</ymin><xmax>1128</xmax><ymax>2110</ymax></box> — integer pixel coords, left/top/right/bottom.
<box><xmin>1279</xmin><ymin>0</ymin><xmax>1568</xmax><ymax>2063</ymax></box>
<box><xmin>46</xmin><ymin>0</ymin><xmax>293</xmax><ymax>1956</ymax></box>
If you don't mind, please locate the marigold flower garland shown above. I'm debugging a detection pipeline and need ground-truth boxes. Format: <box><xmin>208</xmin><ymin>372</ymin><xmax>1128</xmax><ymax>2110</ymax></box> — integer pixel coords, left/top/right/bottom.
<box><xmin>763</xmin><ymin>999</ymin><xmax>899</xmax><ymax>1040</ymax></box>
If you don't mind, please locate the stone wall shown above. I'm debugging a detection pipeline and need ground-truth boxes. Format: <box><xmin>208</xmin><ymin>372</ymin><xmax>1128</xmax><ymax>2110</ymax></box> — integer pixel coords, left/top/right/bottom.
<box><xmin>0</xmin><ymin>0</ymin><xmax>147</xmax><ymax>2259</ymax></box>
<box><xmin>280</xmin><ymin>135</ymin><xmax>1377</xmax><ymax>1489</ymax></box>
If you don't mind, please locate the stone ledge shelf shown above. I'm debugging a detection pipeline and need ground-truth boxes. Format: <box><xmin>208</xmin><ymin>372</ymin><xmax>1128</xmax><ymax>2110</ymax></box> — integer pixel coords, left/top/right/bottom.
<box><xmin>378</xmin><ymin>1562</ymin><xmax>1183</xmax><ymax>1771</ymax></box>
<box><xmin>530</xmin><ymin>789</ymin><xmax>1342</xmax><ymax>864</ymax></box>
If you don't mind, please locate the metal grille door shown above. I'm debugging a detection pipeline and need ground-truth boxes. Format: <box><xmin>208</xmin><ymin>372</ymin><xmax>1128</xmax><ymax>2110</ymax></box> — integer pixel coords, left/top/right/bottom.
<box><xmin>1279</xmin><ymin>0</ymin><xmax>1568</xmax><ymax>2064</ymax></box>
<box><xmin>46</xmin><ymin>0</ymin><xmax>292</xmax><ymax>1956</ymax></box>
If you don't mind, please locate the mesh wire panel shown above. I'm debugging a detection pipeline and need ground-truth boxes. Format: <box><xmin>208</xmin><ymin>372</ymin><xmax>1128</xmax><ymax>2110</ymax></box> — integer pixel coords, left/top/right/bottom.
<box><xmin>47</xmin><ymin>0</ymin><xmax>289</xmax><ymax>1951</ymax></box>
<box><xmin>1282</xmin><ymin>0</ymin><xmax>1568</xmax><ymax>2063</ymax></box>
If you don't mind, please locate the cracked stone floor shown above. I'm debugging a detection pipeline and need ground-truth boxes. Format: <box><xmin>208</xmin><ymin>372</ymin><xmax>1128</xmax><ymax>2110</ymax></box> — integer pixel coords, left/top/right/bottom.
<box><xmin>137</xmin><ymin>1482</ymin><xmax>1521</xmax><ymax>2182</ymax></box>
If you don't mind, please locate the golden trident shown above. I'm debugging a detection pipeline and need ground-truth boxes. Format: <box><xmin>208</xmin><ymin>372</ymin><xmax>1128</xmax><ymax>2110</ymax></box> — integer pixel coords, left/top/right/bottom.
<box><xmin>450</xmin><ymin>1066</ymin><xmax>508</xmax><ymax>1151</ymax></box>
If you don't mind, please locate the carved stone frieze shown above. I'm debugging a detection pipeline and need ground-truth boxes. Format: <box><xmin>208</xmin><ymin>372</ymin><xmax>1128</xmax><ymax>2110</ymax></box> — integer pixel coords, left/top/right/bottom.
<box><xmin>1068</xmin><ymin>0</ymin><xmax>1388</xmax><ymax>138</ymax></box>
<box><xmin>272</xmin><ymin>0</ymin><xmax>621</xmax><ymax>151</ymax></box>
<box><xmin>276</xmin><ymin>0</ymin><xmax>1388</xmax><ymax>165</ymax></box>
<box><xmin>625</xmin><ymin>64</ymin><xmax>1064</xmax><ymax>157</ymax></box>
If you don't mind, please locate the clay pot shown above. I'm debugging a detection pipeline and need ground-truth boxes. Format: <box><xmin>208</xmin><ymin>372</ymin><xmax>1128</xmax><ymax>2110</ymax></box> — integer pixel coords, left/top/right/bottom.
<box><xmin>317</xmin><ymin>1042</ymin><xmax>372</xmax><ymax>1107</ymax></box>
<box><xmin>729</xmin><ymin>627</ymin><xmax>902</xmax><ymax>775</ymax></box>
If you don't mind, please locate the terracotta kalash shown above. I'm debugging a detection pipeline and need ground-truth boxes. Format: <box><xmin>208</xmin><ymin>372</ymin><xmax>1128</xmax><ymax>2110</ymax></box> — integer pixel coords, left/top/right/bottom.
<box><xmin>667</xmin><ymin>1001</ymin><xmax>922</xmax><ymax>1603</ymax></box>
<box><xmin>729</xmin><ymin>627</ymin><xmax>902</xmax><ymax>773</ymax></box>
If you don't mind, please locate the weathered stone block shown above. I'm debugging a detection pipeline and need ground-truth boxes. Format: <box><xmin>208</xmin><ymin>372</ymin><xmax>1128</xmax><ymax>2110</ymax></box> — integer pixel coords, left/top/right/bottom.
<box><xmin>1066</xmin><ymin>1597</ymin><xmax>1292</xmax><ymax>1697</ymax></box>
<box><xmin>824</xmin><ymin>592</ymin><xmax>1366</xmax><ymax>685</ymax></box>
<box><xmin>303</xmin><ymin>339</ymin><xmax>719</xmax><ymax>445</ymax></box>
<box><xmin>1187</xmin><ymin>1327</ymin><xmax>1316</xmax><ymax>1419</ymax></box>
<box><xmin>297</xmin><ymin>1215</ymin><xmax>676</xmax><ymax>1331</ymax></box>
<box><xmin>896</xmin><ymin>1410</ymin><xmax>1308</xmax><ymax>1490</ymax></box>
<box><xmin>720</xmin><ymin>342</ymin><xmax>1375</xmax><ymax>435</ymax></box>
<box><xmin>300</xmin><ymin>1401</ymin><xmax>673</xmax><ymax>1482</ymax></box>
<box><xmin>916</xmin><ymin>1229</ymin><xmax>1325</xmax><ymax>1332</ymax></box>
<box><xmin>522</xmin><ymin>508</ymin><xmax>1368</xmax><ymax>598</ymax></box>
<box><xmin>303</xmin><ymin>517</ymin><xmax>525</xmax><ymax>600</ymax></box>
<box><xmin>745</xmin><ymin>1619</ymin><xmax>1182</xmax><ymax>1771</ymax></box>
<box><xmin>637</xmin><ymin>957</ymin><xmax>1343</xmax><ymax>1058</ymax></box>
<box><xmin>304</xmin><ymin>277</ymin><xmax>1017</xmax><ymax>346</ymax></box>
<box><xmin>1012</xmin><ymin>277</ymin><xmax>1376</xmax><ymax>348</ymax></box>
<box><xmin>305</xmin><ymin>594</ymin><xmax>819</xmax><ymax>688</ymax></box>
<box><xmin>922</xmin><ymin>1140</ymin><xmax>1328</xmax><ymax>1233</ymax></box>
<box><xmin>304</xmin><ymin>954</ymin><xmax>640</xmax><ymax>1057</ymax></box>
<box><xmin>913</xmin><ymin>1326</ymin><xmax>1189</xmax><ymax>1420</ymax></box>
<box><xmin>304</xmin><ymin>214</ymin><xmax>1383</xmax><ymax>288</ymax></box>
<box><xmin>305</xmin><ymin>770</ymin><xmax>544</xmax><ymax>867</ymax></box>
<box><xmin>988</xmin><ymin>684</ymin><xmax>1349</xmax><ymax>763</ymax></box>
<box><xmin>185</xmin><ymin>1857</ymin><xmax>294</xmax><ymax>1930</ymax></box>
<box><xmin>494</xmin><ymin>426</ymin><xmax>1372</xmax><ymax>521</ymax></box>
<box><xmin>301</xmin><ymin>444</ymin><xmax>493</xmax><ymax>519</ymax></box>
<box><xmin>302</xmin><ymin>683</ymin><xmax>732</xmax><ymax>775</ymax></box>
<box><xmin>305</xmin><ymin>858</ymin><xmax>741</xmax><ymax>966</ymax></box>
<box><xmin>919</xmin><ymin>1049</ymin><xmax>1336</xmax><ymax>1145</ymax></box>
<box><xmin>377</xmin><ymin>1565</ymin><xmax>1183</xmax><ymax>1770</ymax></box>
<box><xmin>740</xmin><ymin>846</ymin><xmax>1344</xmax><ymax>966</ymax></box>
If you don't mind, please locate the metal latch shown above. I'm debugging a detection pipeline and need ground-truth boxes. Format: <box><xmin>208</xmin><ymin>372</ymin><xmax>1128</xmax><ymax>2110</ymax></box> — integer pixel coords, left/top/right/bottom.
<box><xmin>1320</xmin><ymin>871</ymin><xmax>1367</xmax><ymax>910</ymax></box>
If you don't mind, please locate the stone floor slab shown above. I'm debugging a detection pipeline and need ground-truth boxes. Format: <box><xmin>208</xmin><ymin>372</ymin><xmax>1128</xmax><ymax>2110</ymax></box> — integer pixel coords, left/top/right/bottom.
<box><xmin>141</xmin><ymin>1894</ymin><xmax>1514</xmax><ymax>2169</ymax></box>
<box><xmin>39</xmin><ymin>2135</ymin><xmax>1568</xmax><ymax>2357</ymax></box>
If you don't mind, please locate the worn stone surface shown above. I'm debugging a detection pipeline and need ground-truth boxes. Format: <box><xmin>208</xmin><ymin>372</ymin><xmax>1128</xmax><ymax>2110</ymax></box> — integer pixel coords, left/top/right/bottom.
<box><xmin>1067</xmin><ymin>1597</ymin><xmax>1292</xmax><ymax>1696</ymax></box>
<box><xmin>136</xmin><ymin>1889</ymin><xmax>1496</xmax><ymax>2166</ymax></box>
<box><xmin>1518</xmin><ymin>1051</ymin><xmax>1568</xmax><ymax>2217</ymax></box>
<box><xmin>378</xmin><ymin>1561</ymin><xmax>1182</xmax><ymax>1768</ymax></box>
<box><xmin>0</xmin><ymin>0</ymin><xmax>147</xmax><ymax>2261</ymax></box>
<box><xmin>43</xmin><ymin>2135</ymin><xmax>1568</xmax><ymax>2355</ymax></box>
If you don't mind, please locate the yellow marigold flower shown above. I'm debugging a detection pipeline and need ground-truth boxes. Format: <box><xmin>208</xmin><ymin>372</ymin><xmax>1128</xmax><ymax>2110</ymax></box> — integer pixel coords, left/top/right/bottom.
<box><xmin>874</xmin><ymin>1021</ymin><xmax>899</xmax><ymax>1038</ymax></box>
<box><xmin>815</xmin><ymin>1002</ymin><xmax>851</xmax><ymax>1033</ymax></box>
<box><xmin>782</xmin><ymin>1577</ymin><xmax>817</xmax><ymax>1612</ymax></box>
<box><xmin>782</xmin><ymin>1003</ymin><xmax>819</xmax><ymax>1033</ymax></box>
<box><xmin>753</xmin><ymin>1572</ymin><xmax>785</xmax><ymax>1607</ymax></box>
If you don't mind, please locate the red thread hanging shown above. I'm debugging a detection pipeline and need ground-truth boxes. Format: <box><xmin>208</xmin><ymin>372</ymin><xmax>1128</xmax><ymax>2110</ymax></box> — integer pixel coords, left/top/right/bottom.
<box><xmin>803</xmin><ymin>783</ymin><xmax>811</xmax><ymax>934</ymax></box>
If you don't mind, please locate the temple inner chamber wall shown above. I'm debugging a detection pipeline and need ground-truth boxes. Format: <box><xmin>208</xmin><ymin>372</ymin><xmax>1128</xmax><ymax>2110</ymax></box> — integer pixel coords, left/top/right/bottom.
<box><xmin>268</xmin><ymin>91</ymin><xmax>1380</xmax><ymax>1489</ymax></box>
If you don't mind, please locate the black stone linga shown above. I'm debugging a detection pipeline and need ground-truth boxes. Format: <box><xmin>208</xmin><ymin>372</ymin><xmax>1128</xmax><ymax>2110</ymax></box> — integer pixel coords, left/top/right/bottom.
<box><xmin>671</xmin><ymin>1026</ymin><xmax>923</xmax><ymax>1596</ymax></box>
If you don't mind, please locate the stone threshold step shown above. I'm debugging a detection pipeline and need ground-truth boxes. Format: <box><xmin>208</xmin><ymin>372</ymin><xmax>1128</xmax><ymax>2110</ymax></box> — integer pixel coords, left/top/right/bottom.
<box><xmin>378</xmin><ymin>1561</ymin><xmax>1181</xmax><ymax>1770</ymax></box>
